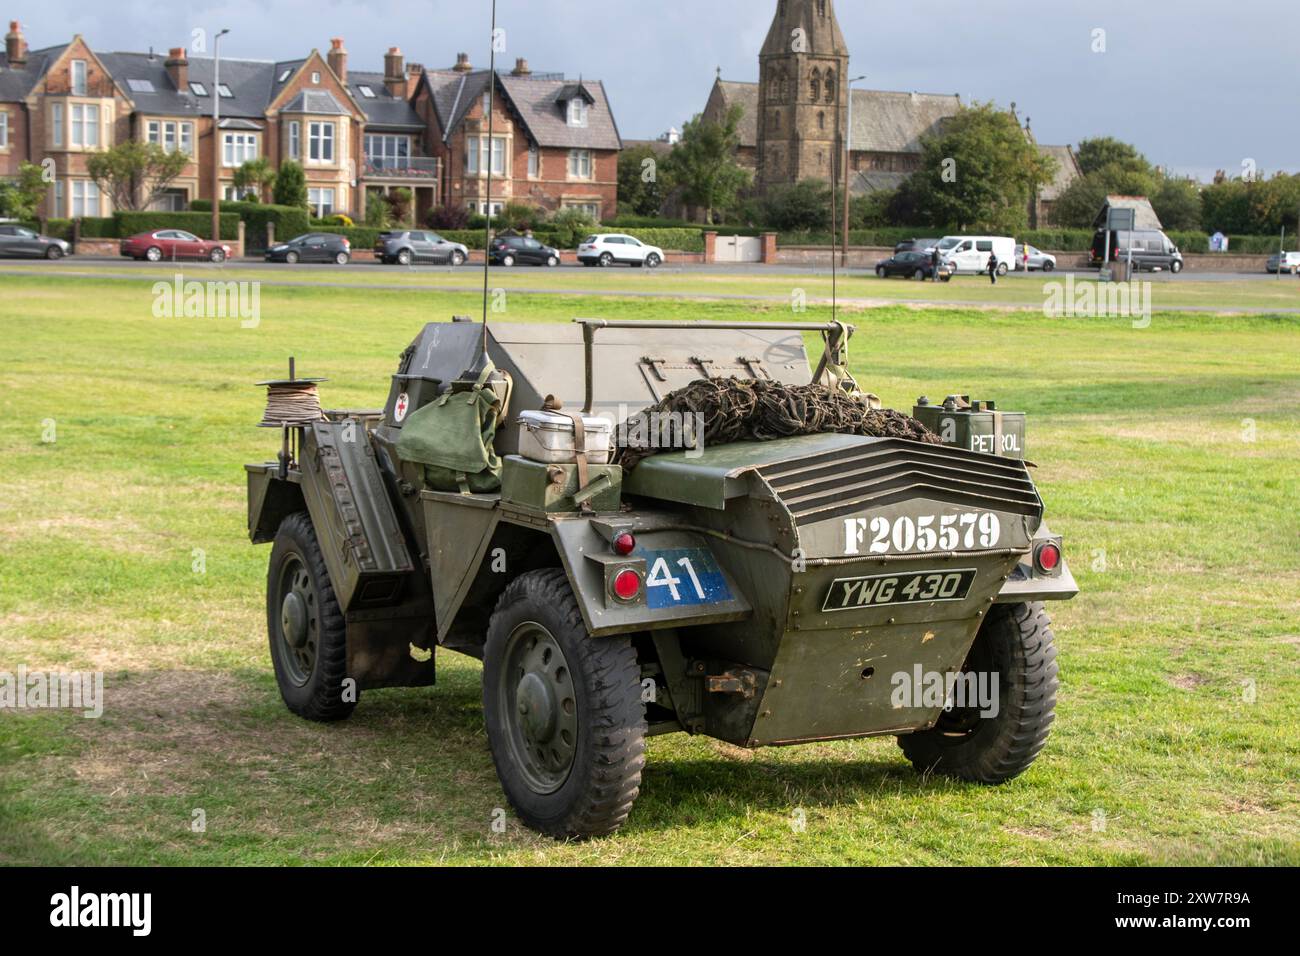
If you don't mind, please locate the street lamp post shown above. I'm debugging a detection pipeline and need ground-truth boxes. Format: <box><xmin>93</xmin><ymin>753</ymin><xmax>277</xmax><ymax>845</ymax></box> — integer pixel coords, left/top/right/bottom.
<box><xmin>842</xmin><ymin>74</ymin><xmax>866</xmax><ymax>267</ymax></box>
<box><xmin>211</xmin><ymin>28</ymin><xmax>230</xmax><ymax>244</ymax></box>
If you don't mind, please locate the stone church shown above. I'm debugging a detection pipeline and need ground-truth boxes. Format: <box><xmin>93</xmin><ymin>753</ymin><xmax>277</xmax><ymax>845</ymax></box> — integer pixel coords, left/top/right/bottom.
<box><xmin>698</xmin><ymin>0</ymin><xmax>1078</xmax><ymax>225</ymax></box>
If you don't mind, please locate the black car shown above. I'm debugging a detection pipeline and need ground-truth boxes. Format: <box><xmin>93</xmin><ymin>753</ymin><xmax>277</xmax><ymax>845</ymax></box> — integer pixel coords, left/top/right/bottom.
<box><xmin>893</xmin><ymin>237</ymin><xmax>941</xmax><ymax>255</ymax></box>
<box><xmin>875</xmin><ymin>250</ymin><xmax>949</xmax><ymax>280</ymax></box>
<box><xmin>265</xmin><ymin>233</ymin><xmax>351</xmax><ymax>265</ymax></box>
<box><xmin>373</xmin><ymin>230</ymin><xmax>468</xmax><ymax>266</ymax></box>
<box><xmin>0</xmin><ymin>223</ymin><xmax>71</xmax><ymax>259</ymax></box>
<box><xmin>489</xmin><ymin>235</ymin><xmax>561</xmax><ymax>267</ymax></box>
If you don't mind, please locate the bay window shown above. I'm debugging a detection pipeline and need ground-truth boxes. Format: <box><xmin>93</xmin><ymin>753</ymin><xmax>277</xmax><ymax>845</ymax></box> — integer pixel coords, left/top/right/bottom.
<box><xmin>308</xmin><ymin>121</ymin><xmax>335</xmax><ymax>163</ymax></box>
<box><xmin>52</xmin><ymin>103</ymin><xmax>63</xmax><ymax>147</ymax></box>
<box><xmin>222</xmin><ymin>133</ymin><xmax>258</xmax><ymax>167</ymax></box>
<box><xmin>70</xmin><ymin>104</ymin><xmax>99</xmax><ymax>148</ymax></box>
<box><xmin>71</xmin><ymin>180</ymin><xmax>100</xmax><ymax>217</ymax></box>
<box><xmin>0</xmin><ymin>110</ymin><xmax>8</xmax><ymax>149</ymax></box>
<box><xmin>466</xmin><ymin>135</ymin><xmax>506</xmax><ymax>176</ymax></box>
<box><xmin>308</xmin><ymin>187</ymin><xmax>335</xmax><ymax>217</ymax></box>
<box><xmin>148</xmin><ymin>120</ymin><xmax>194</xmax><ymax>156</ymax></box>
<box><xmin>288</xmin><ymin>121</ymin><xmax>300</xmax><ymax>160</ymax></box>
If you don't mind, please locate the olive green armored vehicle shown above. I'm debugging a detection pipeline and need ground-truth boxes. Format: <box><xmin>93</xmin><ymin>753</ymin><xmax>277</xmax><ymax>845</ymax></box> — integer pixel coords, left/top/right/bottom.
<box><xmin>246</xmin><ymin>317</ymin><xmax>1077</xmax><ymax>838</ymax></box>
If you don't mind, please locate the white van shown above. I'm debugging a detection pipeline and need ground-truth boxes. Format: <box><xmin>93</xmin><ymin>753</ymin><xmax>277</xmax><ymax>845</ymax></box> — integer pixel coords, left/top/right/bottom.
<box><xmin>937</xmin><ymin>236</ymin><xmax>1016</xmax><ymax>275</ymax></box>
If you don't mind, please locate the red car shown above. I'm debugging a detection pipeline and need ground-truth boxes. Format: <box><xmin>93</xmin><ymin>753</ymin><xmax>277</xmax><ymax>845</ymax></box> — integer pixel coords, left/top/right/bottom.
<box><xmin>120</xmin><ymin>229</ymin><xmax>232</xmax><ymax>263</ymax></box>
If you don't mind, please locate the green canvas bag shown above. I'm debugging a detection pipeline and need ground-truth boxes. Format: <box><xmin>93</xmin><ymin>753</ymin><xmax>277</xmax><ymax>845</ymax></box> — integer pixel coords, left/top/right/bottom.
<box><xmin>395</xmin><ymin>363</ymin><xmax>507</xmax><ymax>494</ymax></box>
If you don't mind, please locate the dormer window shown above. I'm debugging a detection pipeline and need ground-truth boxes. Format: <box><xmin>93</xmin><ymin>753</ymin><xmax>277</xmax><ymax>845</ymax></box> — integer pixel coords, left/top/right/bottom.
<box><xmin>311</xmin><ymin>71</ymin><xmax>321</xmax><ymax>84</ymax></box>
<box><xmin>567</xmin><ymin>98</ymin><xmax>588</xmax><ymax>127</ymax></box>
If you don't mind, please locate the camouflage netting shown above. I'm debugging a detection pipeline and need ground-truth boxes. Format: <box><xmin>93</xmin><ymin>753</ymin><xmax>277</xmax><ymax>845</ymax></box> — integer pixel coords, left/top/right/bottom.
<box><xmin>616</xmin><ymin>378</ymin><xmax>942</xmax><ymax>469</ymax></box>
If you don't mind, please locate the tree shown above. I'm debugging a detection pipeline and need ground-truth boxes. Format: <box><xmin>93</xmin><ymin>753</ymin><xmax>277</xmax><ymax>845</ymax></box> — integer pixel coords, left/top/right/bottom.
<box><xmin>0</xmin><ymin>162</ymin><xmax>50</xmax><ymax>220</ymax></box>
<box><xmin>425</xmin><ymin>203</ymin><xmax>467</xmax><ymax>231</ymax></box>
<box><xmin>902</xmin><ymin>102</ymin><xmax>1055</xmax><ymax>232</ymax></box>
<box><xmin>1050</xmin><ymin>166</ymin><xmax>1154</xmax><ymax>228</ymax></box>
<box><xmin>84</xmin><ymin>141</ymin><xmax>189</xmax><ymax>212</ymax></box>
<box><xmin>663</xmin><ymin>105</ymin><xmax>752</xmax><ymax>224</ymax></box>
<box><xmin>272</xmin><ymin>160</ymin><xmax>308</xmax><ymax>209</ymax></box>
<box><xmin>1150</xmin><ymin>176</ymin><xmax>1202</xmax><ymax>231</ymax></box>
<box><xmin>618</xmin><ymin>144</ymin><xmax>671</xmax><ymax>217</ymax></box>
<box><xmin>759</xmin><ymin>179</ymin><xmax>833</xmax><ymax>231</ymax></box>
<box><xmin>1075</xmin><ymin>136</ymin><xmax>1150</xmax><ymax>177</ymax></box>
<box><xmin>232</xmin><ymin>157</ymin><xmax>276</xmax><ymax>202</ymax></box>
<box><xmin>384</xmin><ymin>186</ymin><xmax>414</xmax><ymax>225</ymax></box>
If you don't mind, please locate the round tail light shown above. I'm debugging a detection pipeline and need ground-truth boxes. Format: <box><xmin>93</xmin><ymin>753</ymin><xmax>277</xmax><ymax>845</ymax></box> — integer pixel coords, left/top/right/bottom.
<box><xmin>612</xmin><ymin>532</ymin><xmax>636</xmax><ymax>556</ymax></box>
<box><xmin>612</xmin><ymin>568</ymin><xmax>641</xmax><ymax>601</ymax></box>
<box><xmin>1035</xmin><ymin>542</ymin><xmax>1061</xmax><ymax>573</ymax></box>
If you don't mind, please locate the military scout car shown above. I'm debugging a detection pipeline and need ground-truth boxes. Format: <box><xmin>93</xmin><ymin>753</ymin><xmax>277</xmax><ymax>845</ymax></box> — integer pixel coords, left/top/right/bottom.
<box><xmin>246</xmin><ymin>318</ymin><xmax>1077</xmax><ymax>838</ymax></box>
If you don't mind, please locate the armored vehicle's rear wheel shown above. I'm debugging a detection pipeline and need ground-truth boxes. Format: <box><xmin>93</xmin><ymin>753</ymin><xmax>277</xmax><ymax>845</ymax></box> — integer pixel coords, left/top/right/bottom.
<box><xmin>898</xmin><ymin>602</ymin><xmax>1057</xmax><ymax>783</ymax></box>
<box><xmin>483</xmin><ymin>568</ymin><xmax>646</xmax><ymax>839</ymax></box>
<box><xmin>267</xmin><ymin>512</ymin><xmax>356</xmax><ymax>722</ymax></box>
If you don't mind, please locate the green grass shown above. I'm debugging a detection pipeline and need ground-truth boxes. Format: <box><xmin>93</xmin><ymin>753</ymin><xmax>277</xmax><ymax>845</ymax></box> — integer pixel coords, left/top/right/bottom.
<box><xmin>1</xmin><ymin>273</ymin><xmax>1297</xmax><ymax>865</ymax></box>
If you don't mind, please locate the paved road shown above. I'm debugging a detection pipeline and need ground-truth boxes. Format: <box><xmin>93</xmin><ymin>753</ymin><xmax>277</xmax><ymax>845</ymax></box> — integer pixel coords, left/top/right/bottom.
<box><xmin>1</xmin><ymin>254</ymin><xmax>1290</xmax><ymax>282</ymax></box>
<box><xmin>5</xmin><ymin>259</ymin><xmax>1297</xmax><ymax>314</ymax></box>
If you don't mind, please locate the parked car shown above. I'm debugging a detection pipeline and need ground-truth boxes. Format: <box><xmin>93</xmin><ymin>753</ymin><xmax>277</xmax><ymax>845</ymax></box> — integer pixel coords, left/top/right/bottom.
<box><xmin>489</xmin><ymin>235</ymin><xmax>561</xmax><ymax>267</ymax></box>
<box><xmin>0</xmin><ymin>223</ymin><xmax>71</xmax><ymax>259</ymax></box>
<box><xmin>874</xmin><ymin>250</ymin><xmax>951</xmax><ymax>281</ymax></box>
<box><xmin>120</xmin><ymin>229</ymin><xmax>231</xmax><ymax>262</ymax></box>
<box><xmin>1089</xmin><ymin>229</ymin><xmax>1184</xmax><ymax>273</ymax></box>
<box><xmin>577</xmin><ymin>234</ymin><xmax>665</xmax><ymax>268</ymax></box>
<box><xmin>936</xmin><ymin>235</ymin><xmax>1016</xmax><ymax>275</ymax></box>
<box><xmin>893</xmin><ymin>237</ymin><xmax>941</xmax><ymax>255</ymax></box>
<box><xmin>1014</xmin><ymin>243</ymin><xmax>1057</xmax><ymax>272</ymax></box>
<box><xmin>373</xmin><ymin>230</ymin><xmax>468</xmax><ymax>266</ymax></box>
<box><xmin>265</xmin><ymin>233</ymin><xmax>351</xmax><ymax>265</ymax></box>
<box><xmin>1266</xmin><ymin>252</ymin><xmax>1300</xmax><ymax>274</ymax></box>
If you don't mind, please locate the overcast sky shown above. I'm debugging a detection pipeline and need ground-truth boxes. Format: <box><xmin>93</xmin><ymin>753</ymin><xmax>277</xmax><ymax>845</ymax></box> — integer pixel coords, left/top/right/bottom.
<box><xmin>26</xmin><ymin>0</ymin><xmax>1297</xmax><ymax>180</ymax></box>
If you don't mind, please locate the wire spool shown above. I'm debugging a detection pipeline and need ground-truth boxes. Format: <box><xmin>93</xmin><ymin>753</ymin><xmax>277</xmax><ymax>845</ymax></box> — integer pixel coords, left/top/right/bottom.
<box><xmin>255</xmin><ymin>377</ymin><xmax>327</xmax><ymax>428</ymax></box>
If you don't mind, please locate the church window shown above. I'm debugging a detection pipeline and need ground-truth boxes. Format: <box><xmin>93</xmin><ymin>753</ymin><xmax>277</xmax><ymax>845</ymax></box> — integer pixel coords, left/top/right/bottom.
<box><xmin>824</xmin><ymin>70</ymin><xmax>836</xmax><ymax>103</ymax></box>
<box><xmin>818</xmin><ymin>111</ymin><xmax>825</xmax><ymax>131</ymax></box>
<box><xmin>809</xmin><ymin>68</ymin><xmax>820</xmax><ymax>103</ymax></box>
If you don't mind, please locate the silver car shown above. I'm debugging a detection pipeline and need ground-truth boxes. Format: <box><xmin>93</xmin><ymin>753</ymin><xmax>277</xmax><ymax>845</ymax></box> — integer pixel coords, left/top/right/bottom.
<box><xmin>0</xmin><ymin>223</ymin><xmax>71</xmax><ymax>259</ymax></box>
<box><xmin>1014</xmin><ymin>243</ymin><xmax>1057</xmax><ymax>272</ymax></box>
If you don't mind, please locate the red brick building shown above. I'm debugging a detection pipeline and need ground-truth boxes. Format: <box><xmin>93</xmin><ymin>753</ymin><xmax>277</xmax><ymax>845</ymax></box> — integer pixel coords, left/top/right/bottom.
<box><xmin>0</xmin><ymin>22</ymin><xmax>620</xmax><ymax>222</ymax></box>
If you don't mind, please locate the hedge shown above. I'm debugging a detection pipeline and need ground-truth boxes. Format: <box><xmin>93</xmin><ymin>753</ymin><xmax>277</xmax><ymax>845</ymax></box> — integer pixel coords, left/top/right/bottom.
<box><xmin>191</xmin><ymin>200</ymin><xmax>310</xmax><ymax>250</ymax></box>
<box><xmin>114</xmin><ymin>211</ymin><xmax>240</xmax><ymax>241</ymax></box>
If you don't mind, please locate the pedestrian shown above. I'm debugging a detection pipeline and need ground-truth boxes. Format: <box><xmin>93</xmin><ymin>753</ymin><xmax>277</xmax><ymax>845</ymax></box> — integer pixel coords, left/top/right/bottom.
<box><xmin>931</xmin><ymin>247</ymin><xmax>941</xmax><ymax>282</ymax></box>
<box><xmin>987</xmin><ymin>252</ymin><xmax>998</xmax><ymax>285</ymax></box>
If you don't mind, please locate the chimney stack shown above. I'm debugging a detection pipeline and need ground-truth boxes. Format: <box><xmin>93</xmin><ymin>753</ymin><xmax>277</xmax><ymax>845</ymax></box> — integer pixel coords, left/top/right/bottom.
<box><xmin>327</xmin><ymin>37</ymin><xmax>347</xmax><ymax>85</ymax></box>
<box><xmin>405</xmin><ymin>62</ymin><xmax>424</xmax><ymax>98</ymax></box>
<box><xmin>384</xmin><ymin>46</ymin><xmax>404</xmax><ymax>96</ymax></box>
<box><xmin>511</xmin><ymin>57</ymin><xmax>530</xmax><ymax>76</ymax></box>
<box><xmin>165</xmin><ymin>47</ymin><xmax>188</xmax><ymax>92</ymax></box>
<box><xmin>452</xmin><ymin>52</ymin><xmax>472</xmax><ymax>73</ymax></box>
<box><xmin>5</xmin><ymin>20</ymin><xmax>27</xmax><ymax>67</ymax></box>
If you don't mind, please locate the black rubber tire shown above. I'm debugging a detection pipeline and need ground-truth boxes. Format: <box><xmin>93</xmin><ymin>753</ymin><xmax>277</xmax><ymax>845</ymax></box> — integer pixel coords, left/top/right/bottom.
<box><xmin>397</xmin><ymin>249</ymin><xmax>412</xmax><ymax>265</ymax></box>
<box><xmin>1042</xmin><ymin>260</ymin><xmax>1055</xmax><ymax>272</ymax></box>
<box><xmin>1170</xmin><ymin>259</ymin><xmax>1183</xmax><ymax>274</ymax></box>
<box><xmin>913</xmin><ymin>269</ymin><xmax>926</xmax><ymax>280</ymax></box>
<box><xmin>266</xmin><ymin>512</ymin><xmax>357</xmax><ymax>722</ymax></box>
<box><xmin>502</xmin><ymin>254</ymin><xmax>516</xmax><ymax>267</ymax></box>
<box><xmin>898</xmin><ymin>601</ymin><xmax>1057</xmax><ymax>783</ymax></box>
<box><xmin>876</xmin><ymin>265</ymin><xmax>887</xmax><ymax>278</ymax></box>
<box><xmin>285</xmin><ymin>250</ymin><xmax>300</xmax><ymax>264</ymax></box>
<box><xmin>599</xmin><ymin>252</ymin><xmax>614</xmax><ymax>267</ymax></box>
<box><xmin>645</xmin><ymin>253</ymin><xmax>661</xmax><ymax>268</ymax></box>
<box><xmin>451</xmin><ymin>250</ymin><xmax>466</xmax><ymax>266</ymax></box>
<box><xmin>46</xmin><ymin>245</ymin><xmax>64</xmax><ymax>260</ymax></box>
<box><xmin>483</xmin><ymin>568</ymin><xmax>646</xmax><ymax>839</ymax></box>
<box><xmin>996</xmin><ymin>262</ymin><xmax>1009</xmax><ymax>276</ymax></box>
<box><xmin>145</xmin><ymin>246</ymin><xmax>162</xmax><ymax>262</ymax></box>
<box><xmin>210</xmin><ymin>248</ymin><xmax>226</xmax><ymax>263</ymax></box>
<box><xmin>334</xmin><ymin>252</ymin><xmax>349</xmax><ymax>265</ymax></box>
<box><xmin>546</xmin><ymin>255</ymin><xmax>559</xmax><ymax>267</ymax></box>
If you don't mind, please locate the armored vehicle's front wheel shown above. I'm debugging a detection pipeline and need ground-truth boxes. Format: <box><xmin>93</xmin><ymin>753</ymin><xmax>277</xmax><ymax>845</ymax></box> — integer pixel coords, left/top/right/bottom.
<box><xmin>898</xmin><ymin>602</ymin><xmax>1057</xmax><ymax>783</ymax></box>
<box><xmin>266</xmin><ymin>512</ymin><xmax>356</xmax><ymax>722</ymax></box>
<box><xmin>483</xmin><ymin>569</ymin><xmax>646</xmax><ymax>839</ymax></box>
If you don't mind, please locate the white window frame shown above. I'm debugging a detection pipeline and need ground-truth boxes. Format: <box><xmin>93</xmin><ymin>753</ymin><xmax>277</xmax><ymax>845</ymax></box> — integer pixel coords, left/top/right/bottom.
<box><xmin>70</xmin><ymin>104</ymin><xmax>100</xmax><ymax>148</ymax></box>
<box><xmin>363</xmin><ymin>133</ymin><xmax>410</xmax><ymax>167</ymax></box>
<box><xmin>52</xmin><ymin>103</ymin><xmax>64</xmax><ymax>147</ymax></box>
<box><xmin>567</xmin><ymin>148</ymin><xmax>592</xmax><ymax>179</ymax></box>
<box><xmin>190</xmin><ymin>82</ymin><xmax>207</xmax><ymax>97</ymax></box>
<box><xmin>0</xmin><ymin>110</ymin><xmax>9</xmax><ymax>149</ymax></box>
<box><xmin>527</xmin><ymin>145</ymin><xmax>539</xmax><ymax>178</ymax></box>
<box><xmin>71</xmin><ymin>60</ymin><xmax>88</xmax><ymax>96</ymax></box>
<box><xmin>288</xmin><ymin>121</ymin><xmax>300</xmax><ymax>160</ymax></box>
<box><xmin>563</xmin><ymin>200</ymin><xmax>600</xmax><ymax>219</ymax></box>
<box><xmin>54</xmin><ymin>180</ymin><xmax>64</xmax><ymax>217</ymax></box>
<box><xmin>466</xmin><ymin>135</ymin><xmax>506</xmax><ymax>176</ymax></box>
<box><xmin>307</xmin><ymin>187</ymin><xmax>335</xmax><ymax>218</ymax></box>
<box><xmin>222</xmin><ymin>132</ymin><xmax>258</xmax><ymax>167</ymax></box>
<box><xmin>567</xmin><ymin>98</ymin><xmax>588</xmax><ymax>127</ymax></box>
<box><xmin>308</xmin><ymin>121</ymin><xmax>335</xmax><ymax>164</ymax></box>
<box><xmin>224</xmin><ymin>185</ymin><xmax>258</xmax><ymax>201</ymax></box>
<box><xmin>180</xmin><ymin>122</ymin><xmax>193</xmax><ymax>156</ymax></box>
<box><xmin>311</xmin><ymin>72</ymin><xmax>321</xmax><ymax>84</ymax></box>
<box><xmin>358</xmin><ymin>85</ymin><xmax>375</xmax><ymax>98</ymax></box>
<box><xmin>71</xmin><ymin>180</ymin><xmax>100</xmax><ymax>218</ymax></box>
<box><xmin>216</xmin><ymin>84</ymin><xmax>233</xmax><ymax>98</ymax></box>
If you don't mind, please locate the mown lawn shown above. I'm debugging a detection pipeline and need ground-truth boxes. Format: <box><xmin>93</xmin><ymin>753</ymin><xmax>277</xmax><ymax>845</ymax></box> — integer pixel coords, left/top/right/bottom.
<box><xmin>0</xmin><ymin>273</ymin><xmax>1296</xmax><ymax>865</ymax></box>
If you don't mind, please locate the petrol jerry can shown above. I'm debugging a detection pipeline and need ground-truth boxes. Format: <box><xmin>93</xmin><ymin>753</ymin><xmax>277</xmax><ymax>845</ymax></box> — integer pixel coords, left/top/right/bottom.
<box><xmin>912</xmin><ymin>395</ymin><xmax>1026</xmax><ymax>458</ymax></box>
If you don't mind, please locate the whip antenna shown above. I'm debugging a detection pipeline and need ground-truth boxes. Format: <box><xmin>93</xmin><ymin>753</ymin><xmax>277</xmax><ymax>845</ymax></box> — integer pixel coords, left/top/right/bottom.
<box><xmin>480</xmin><ymin>0</ymin><xmax>498</xmax><ymax>364</ymax></box>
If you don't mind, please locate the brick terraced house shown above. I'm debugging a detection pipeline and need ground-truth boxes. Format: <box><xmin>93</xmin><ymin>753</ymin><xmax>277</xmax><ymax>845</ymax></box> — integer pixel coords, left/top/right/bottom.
<box><xmin>0</xmin><ymin>22</ymin><xmax>620</xmax><ymax>222</ymax></box>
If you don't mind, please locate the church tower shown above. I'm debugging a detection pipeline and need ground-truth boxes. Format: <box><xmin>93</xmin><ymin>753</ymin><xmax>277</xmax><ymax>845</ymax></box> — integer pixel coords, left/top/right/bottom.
<box><xmin>756</xmin><ymin>0</ymin><xmax>850</xmax><ymax>191</ymax></box>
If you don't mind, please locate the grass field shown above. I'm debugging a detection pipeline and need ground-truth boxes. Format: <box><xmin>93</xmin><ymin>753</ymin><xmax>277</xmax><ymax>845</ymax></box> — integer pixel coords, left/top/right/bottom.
<box><xmin>1</xmin><ymin>272</ymin><xmax>1297</xmax><ymax>865</ymax></box>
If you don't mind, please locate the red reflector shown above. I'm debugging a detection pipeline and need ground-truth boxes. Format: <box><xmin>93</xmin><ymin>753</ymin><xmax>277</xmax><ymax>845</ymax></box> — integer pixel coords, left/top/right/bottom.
<box><xmin>1036</xmin><ymin>543</ymin><xmax>1061</xmax><ymax>572</ymax></box>
<box><xmin>613</xmin><ymin>532</ymin><xmax>636</xmax><ymax>556</ymax></box>
<box><xmin>613</xmin><ymin>569</ymin><xmax>640</xmax><ymax>600</ymax></box>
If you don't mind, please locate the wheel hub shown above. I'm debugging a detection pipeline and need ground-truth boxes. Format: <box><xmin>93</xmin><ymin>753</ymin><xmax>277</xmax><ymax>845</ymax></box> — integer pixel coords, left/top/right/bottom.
<box><xmin>516</xmin><ymin>672</ymin><xmax>557</xmax><ymax>741</ymax></box>
<box><xmin>281</xmin><ymin>591</ymin><xmax>308</xmax><ymax>648</ymax></box>
<box><xmin>500</xmin><ymin>624</ymin><xmax>578</xmax><ymax>793</ymax></box>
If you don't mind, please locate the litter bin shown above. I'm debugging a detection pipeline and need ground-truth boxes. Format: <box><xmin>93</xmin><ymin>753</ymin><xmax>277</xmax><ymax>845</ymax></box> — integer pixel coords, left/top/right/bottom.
<box><xmin>1102</xmin><ymin>258</ymin><xmax>1131</xmax><ymax>282</ymax></box>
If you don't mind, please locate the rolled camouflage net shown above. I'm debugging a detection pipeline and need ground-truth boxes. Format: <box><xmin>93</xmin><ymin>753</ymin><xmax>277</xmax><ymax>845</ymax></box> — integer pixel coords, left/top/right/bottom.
<box><xmin>616</xmin><ymin>378</ymin><xmax>942</xmax><ymax>469</ymax></box>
